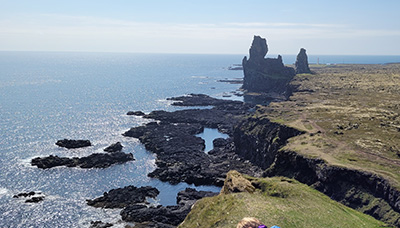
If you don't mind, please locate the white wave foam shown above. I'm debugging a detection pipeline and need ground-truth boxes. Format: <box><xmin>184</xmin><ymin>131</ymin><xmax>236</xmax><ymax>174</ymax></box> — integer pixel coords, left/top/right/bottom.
<box><xmin>0</xmin><ymin>188</ymin><xmax>9</xmax><ymax>196</ymax></box>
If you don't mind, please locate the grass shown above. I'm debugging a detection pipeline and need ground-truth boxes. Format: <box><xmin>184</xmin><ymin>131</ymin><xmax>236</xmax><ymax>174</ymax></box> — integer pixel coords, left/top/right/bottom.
<box><xmin>255</xmin><ymin>63</ymin><xmax>400</xmax><ymax>188</ymax></box>
<box><xmin>179</xmin><ymin>174</ymin><xmax>389</xmax><ymax>228</ymax></box>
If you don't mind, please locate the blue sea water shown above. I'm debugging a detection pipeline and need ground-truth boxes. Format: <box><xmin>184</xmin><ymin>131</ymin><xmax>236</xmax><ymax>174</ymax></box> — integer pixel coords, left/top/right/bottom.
<box><xmin>1</xmin><ymin>52</ymin><xmax>399</xmax><ymax>227</ymax></box>
<box><xmin>0</xmin><ymin>52</ymin><xmax>243</xmax><ymax>227</ymax></box>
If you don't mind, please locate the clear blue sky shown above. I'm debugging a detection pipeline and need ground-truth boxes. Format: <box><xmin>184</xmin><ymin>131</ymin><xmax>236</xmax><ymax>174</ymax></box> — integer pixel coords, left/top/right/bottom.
<box><xmin>0</xmin><ymin>0</ymin><xmax>399</xmax><ymax>55</ymax></box>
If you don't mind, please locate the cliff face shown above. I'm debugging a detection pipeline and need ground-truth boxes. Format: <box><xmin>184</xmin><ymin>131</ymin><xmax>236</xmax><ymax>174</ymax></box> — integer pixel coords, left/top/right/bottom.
<box><xmin>242</xmin><ymin>36</ymin><xmax>295</xmax><ymax>95</ymax></box>
<box><xmin>268</xmin><ymin>150</ymin><xmax>400</xmax><ymax>226</ymax></box>
<box><xmin>233</xmin><ymin>116</ymin><xmax>400</xmax><ymax>227</ymax></box>
<box><xmin>233</xmin><ymin>116</ymin><xmax>303</xmax><ymax>169</ymax></box>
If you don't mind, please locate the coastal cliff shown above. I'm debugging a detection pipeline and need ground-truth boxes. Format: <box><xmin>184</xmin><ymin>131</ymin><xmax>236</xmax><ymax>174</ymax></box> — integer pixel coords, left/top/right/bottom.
<box><xmin>230</xmin><ymin>63</ymin><xmax>400</xmax><ymax>227</ymax></box>
<box><xmin>233</xmin><ymin>116</ymin><xmax>400</xmax><ymax>225</ymax></box>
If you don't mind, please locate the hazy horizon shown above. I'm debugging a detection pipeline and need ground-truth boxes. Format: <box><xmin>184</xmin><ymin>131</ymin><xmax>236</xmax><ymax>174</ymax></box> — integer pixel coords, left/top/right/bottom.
<box><xmin>1</xmin><ymin>0</ymin><xmax>399</xmax><ymax>55</ymax></box>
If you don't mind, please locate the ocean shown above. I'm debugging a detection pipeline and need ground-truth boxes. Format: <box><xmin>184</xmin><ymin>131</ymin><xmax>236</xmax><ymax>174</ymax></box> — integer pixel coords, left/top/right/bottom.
<box><xmin>0</xmin><ymin>52</ymin><xmax>399</xmax><ymax>227</ymax></box>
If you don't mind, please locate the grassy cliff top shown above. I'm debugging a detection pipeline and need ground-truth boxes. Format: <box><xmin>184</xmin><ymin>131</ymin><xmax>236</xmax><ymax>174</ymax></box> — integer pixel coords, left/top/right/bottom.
<box><xmin>179</xmin><ymin>171</ymin><xmax>388</xmax><ymax>228</ymax></box>
<box><xmin>257</xmin><ymin>63</ymin><xmax>400</xmax><ymax>188</ymax></box>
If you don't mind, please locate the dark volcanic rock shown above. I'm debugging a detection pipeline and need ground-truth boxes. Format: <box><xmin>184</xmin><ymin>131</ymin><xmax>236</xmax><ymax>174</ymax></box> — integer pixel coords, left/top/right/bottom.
<box><xmin>242</xmin><ymin>35</ymin><xmax>295</xmax><ymax>97</ymax></box>
<box><xmin>120</xmin><ymin>188</ymin><xmax>217</xmax><ymax>226</ymax></box>
<box><xmin>127</xmin><ymin>111</ymin><xmax>145</xmax><ymax>116</ymax></box>
<box><xmin>103</xmin><ymin>142</ymin><xmax>123</xmax><ymax>153</ymax></box>
<box><xmin>167</xmin><ymin>93</ymin><xmax>243</xmax><ymax>107</ymax></box>
<box><xmin>13</xmin><ymin>191</ymin><xmax>45</xmax><ymax>203</ymax></box>
<box><xmin>78</xmin><ymin>152</ymin><xmax>134</xmax><ymax>168</ymax></box>
<box><xmin>25</xmin><ymin>196</ymin><xmax>45</xmax><ymax>203</ymax></box>
<box><xmin>31</xmin><ymin>155</ymin><xmax>76</xmax><ymax>168</ymax></box>
<box><xmin>295</xmin><ymin>48</ymin><xmax>311</xmax><ymax>74</ymax></box>
<box><xmin>87</xmin><ymin>185</ymin><xmax>159</xmax><ymax>208</ymax></box>
<box><xmin>122</xmin><ymin>95</ymin><xmax>262</xmax><ymax>186</ymax></box>
<box><xmin>143</xmin><ymin>94</ymin><xmax>253</xmax><ymax>135</ymax></box>
<box><xmin>123</xmin><ymin>121</ymin><xmax>262</xmax><ymax>186</ymax></box>
<box><xmin>55</xmin><ymin>139</ymin><xmax>91</xmax><ymax>149</ymax></box>
<box><xmin>89</xmin><ymin>221</ymin><xmax>113</xmax><ymax>228</ymax></box>
<box><xmin>31</xmin><ymin>152</ymin><xmax>134</xmax><ymax>169</ymax></box>
<box><xmin>13</xmin><ymin>191</ymin><xmax>37</xmax><ymax>198</ymax></box>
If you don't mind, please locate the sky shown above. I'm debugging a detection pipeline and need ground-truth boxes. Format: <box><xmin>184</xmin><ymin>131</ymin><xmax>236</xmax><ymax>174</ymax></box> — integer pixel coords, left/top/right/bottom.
<box><xmin>0</xmin><ymin>0</ymin><xmax>399</xmax><ymax>55</ymax></box>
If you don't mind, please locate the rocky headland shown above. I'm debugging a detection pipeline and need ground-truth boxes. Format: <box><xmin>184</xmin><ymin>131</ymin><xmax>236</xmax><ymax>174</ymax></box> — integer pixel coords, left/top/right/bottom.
<box><xmin>233</xmin><ymin>63</ymin><xmax>400</xmax><ymax>227</ymax></box>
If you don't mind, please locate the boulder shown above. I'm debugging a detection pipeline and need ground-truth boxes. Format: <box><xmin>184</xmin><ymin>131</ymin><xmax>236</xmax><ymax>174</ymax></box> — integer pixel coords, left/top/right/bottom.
<box><xmin>295</xmin><ymin>48</ymin><xmax>311</xmax><ymax>74</ymax></box>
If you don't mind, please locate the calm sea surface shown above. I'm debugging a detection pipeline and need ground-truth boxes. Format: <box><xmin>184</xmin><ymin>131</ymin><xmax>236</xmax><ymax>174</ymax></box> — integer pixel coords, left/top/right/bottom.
<box><xmin>0</xmin><ymin>52</ymin><xmax>399</xmax><ymax>227</ymax></box>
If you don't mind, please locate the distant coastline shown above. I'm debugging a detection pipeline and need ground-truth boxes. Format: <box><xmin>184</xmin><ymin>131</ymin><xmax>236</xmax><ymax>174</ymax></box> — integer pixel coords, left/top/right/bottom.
<box><xmin>0</xmin><ymin>51</ymin><xmax>399</xmax><ymax>65</ymax></box>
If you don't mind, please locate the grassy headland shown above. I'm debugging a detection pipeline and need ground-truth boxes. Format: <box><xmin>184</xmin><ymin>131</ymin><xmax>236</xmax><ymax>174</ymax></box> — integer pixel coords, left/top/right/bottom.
<box><xmin>262</xmin><ymin>63</ymin><xmax>400</xmax><ymax>188</ymax></box>
<box><xmin>179</xmin><ymin>171</ymin><xmax>388</xmax><ymax>228</ymax></box>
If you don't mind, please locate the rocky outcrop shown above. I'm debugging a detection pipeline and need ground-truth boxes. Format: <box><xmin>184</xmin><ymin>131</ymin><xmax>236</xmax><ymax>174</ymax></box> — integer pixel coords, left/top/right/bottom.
<box><xmin>87</xmin><ymin>185</ymin><xmax>159</xmax><ymax>208</ymax></box>
<box><xmin>103</xmin><ymin>142</ymin><xmax>123</xmax><ymax>153</ymax></box>
<box><xmin>55</xmin><ymin>139</ymin><xmax>91</xmax><ymax>149</ymax></box>
<box><xmin>242</xmin><ymin>36</ymin><xmax>295</xmax><ymax>97</ymax></box>
<box><xmin>120</xmin><ymin>188</ymin><xmax>218</xmax><ymax>226</ymax></box>
<box><xmin>295</xmin><ymin>48</ymin><xmax>311</xmax><ymax>74</ymax></box>
<box><xmin>220</xmin><ymin>170</ymin><xmax>256</xmax><ymax>194</ymax></box>
<box><xmin>31</xmin><ymin>152</ymin><xmax>134</xmax><ymax>169</ymax></box>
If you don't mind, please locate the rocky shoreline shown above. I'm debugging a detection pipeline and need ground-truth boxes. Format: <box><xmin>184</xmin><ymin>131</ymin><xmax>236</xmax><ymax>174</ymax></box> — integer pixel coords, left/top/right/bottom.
<box><xmin>123</xmin><ymin>94</ymin><xmax>263</xmax><ymax>186</ymax></box>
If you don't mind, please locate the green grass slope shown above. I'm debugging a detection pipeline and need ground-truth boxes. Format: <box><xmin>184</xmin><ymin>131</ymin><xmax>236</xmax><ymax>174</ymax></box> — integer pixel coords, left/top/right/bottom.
<box><xmin>179</xmin><ymin>171</ymin><xmax>390</xmax><ymax>228</ymax></box>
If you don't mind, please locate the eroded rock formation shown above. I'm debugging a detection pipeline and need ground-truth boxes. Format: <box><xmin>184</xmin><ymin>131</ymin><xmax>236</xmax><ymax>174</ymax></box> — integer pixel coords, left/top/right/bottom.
<box><xmin>242</xmin><ymin>36</ymin><xmax>295</xmax><ymax>96</ymax></box>
<box><xmin>295</xmin><ymin>48</ymin><xmax>311</xmax><ymax>74</ymax></box>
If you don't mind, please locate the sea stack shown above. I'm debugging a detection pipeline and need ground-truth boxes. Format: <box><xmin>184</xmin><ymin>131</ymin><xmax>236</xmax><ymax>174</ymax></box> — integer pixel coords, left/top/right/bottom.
<box><xmin>242</xmin><ymin>36</ymin><xmax>295</xmax><ymax>95</ymax></box>
<box><xmin>295</xmin><ymin>48</ymin><xmax>311</xmax><ymax>74</ymax></box>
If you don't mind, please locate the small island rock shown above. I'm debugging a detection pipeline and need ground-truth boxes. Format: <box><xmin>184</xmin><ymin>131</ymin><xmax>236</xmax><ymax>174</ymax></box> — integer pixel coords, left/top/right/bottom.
<box><xmin>55</xmin><ymin>139</ymin><xmax>91</xmax><ymax>149</ymax></box>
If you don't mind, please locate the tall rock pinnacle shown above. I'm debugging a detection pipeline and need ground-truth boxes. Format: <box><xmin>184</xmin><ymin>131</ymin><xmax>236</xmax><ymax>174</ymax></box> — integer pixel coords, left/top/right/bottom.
<box><xmin>295</xmin><ymin>48</ymin><xmax>311</xmax><ymax>74</ymax></box>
